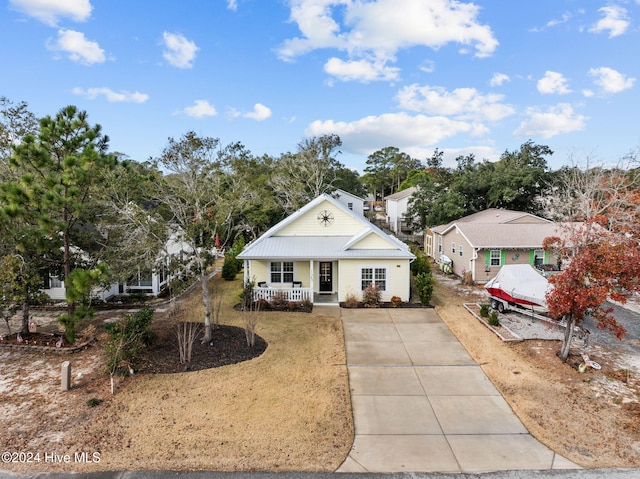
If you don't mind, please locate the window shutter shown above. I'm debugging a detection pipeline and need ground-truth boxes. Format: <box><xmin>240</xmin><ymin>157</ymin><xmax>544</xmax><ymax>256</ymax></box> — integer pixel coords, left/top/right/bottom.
<box><xmin>529</xmin><ymin>250</ymin><xmax>535</xmax><ymax>264</ymax></box>
<box><xmin>501</xmin><ymin>250</ymin><xmax>506</xmax><ymax>265</ymax></box>
<box><xmin>485</xmin><ymin>250</ymin><xmax>490</xmax><ymax>265</ymax></box>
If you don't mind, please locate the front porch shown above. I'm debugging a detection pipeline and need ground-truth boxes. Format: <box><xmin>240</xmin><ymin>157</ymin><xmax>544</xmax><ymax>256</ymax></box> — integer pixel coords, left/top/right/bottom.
<box><xmin>253</xmin><ymin>285</ymin><xmax>313</xmax><ymax>303</ymax></box>
<box><xmin>252</xmin><ymin>286</ymin><xmax>339</xmax><ymax>305</ymax></box>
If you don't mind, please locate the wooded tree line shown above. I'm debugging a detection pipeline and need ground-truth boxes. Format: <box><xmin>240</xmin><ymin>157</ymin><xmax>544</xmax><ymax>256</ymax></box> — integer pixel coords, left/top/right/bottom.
<box><xmin>1</xmin><ymin>98</ymin><xmax>639</xmax><ymax>357</ymax></box>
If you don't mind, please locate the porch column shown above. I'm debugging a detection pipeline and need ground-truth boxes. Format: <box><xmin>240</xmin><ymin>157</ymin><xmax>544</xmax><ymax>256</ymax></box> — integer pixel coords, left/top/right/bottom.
<box><xmin>309</xmin><ymin>260</ymin><xmax>314</xmax><ymax>297</ymax></box>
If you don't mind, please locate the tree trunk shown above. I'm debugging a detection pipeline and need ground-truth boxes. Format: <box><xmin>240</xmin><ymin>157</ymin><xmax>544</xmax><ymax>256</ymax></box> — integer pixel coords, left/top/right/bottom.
<box><xmin>21</xmin><ymin>299</ymin><xmax>29</xmax><ymax>335</ymax></box>
<box><xmin>201</xmin><ymin>268</ymin><xmax>212</xmax><ymax>343</ymax></box>
<box><xmin>559</xmin><ymin>314</ymin><xmax>574</xmax><ymax>361</ymax></box>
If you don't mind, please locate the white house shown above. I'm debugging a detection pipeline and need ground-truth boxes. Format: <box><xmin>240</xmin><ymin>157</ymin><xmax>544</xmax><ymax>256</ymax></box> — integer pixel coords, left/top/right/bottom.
<box><xmin>385</xmin><ymin>187</ymin><xmax>417</xmax><ymax>233</ymax></box>
<box><xmin>237</xmin><ymin>194</ymin><xmax>415</xmax><ymax>304</ymax></box>
<box><xmin>118</xmin><ymin>230</ymin><xmax>194</xmax><ymax>296</ymax></box>
<box><xmin>332</xmin><ymin>188</ymin><xmax>365</xmax><ymax>216</ymax></box>
<box><xmin>44</xmin><ymin>229</ymin><xmax>201</xmax><ymax>301</ymax></box>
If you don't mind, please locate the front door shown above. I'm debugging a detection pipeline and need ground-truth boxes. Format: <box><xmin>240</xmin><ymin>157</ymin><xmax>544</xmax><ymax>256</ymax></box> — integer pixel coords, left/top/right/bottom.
<box><xmin>319</xmin><ymin>262</ymin><xmax>332</xmax><ymax>293</ymax></box>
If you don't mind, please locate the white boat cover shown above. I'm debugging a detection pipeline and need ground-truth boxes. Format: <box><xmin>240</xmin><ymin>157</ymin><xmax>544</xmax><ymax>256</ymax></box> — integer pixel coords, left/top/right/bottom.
<box><xmin>485</xmin><ymin>264</ymin><xmax>550</xmax><ymax>308</ymax></box>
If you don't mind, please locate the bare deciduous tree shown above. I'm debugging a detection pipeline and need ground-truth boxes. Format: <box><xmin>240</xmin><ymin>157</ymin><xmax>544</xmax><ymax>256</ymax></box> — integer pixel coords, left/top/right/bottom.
<box><xmin>177</xmin><ymin>321</ymin><xmax>203</xmax><ymax>369</ymax></box>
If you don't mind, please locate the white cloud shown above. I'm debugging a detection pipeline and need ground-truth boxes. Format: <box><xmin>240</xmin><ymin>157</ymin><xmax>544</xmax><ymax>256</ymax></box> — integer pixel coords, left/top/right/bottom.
<box><xmin>306</xmin><ymin>112</ymin><xmax>485</xmax><ymax>155</ymax></box>
<box><xmin>72</xmin><ymin>87</ymin><xmax>148</xmax><ymax>103</ymax></box>
<box><xmin>489</xmin><ymin>73</ymin><xmax>510</xmax><ymax>87</ymax></box>
<box><xmin>546</xmin><ymin>12</ymin><xmax>571</xmax><ymax>28</ymax></box>
<box><xmin>278</xmin><ymin>0</ymin><xmax>498</xmax><ymax>81</ymax></box>
<box><xmin>181</xmin><ymin>100</ymin><xmax>217</xmax><ymax>118</ymax></box>
<box><xmin>244</xmin><ymin>103</ymin><xmax>272</xmax><ymax>121</ymax></box>
<box><xmin>396</xmin><ymin>84</ymin><xmax>515</xmax><ymax>122</ymax></box>
<box><xmin>9</xmin><ymin>0</ymin><xmax>92</xmax><ymax>26</ymax></box>
<box><xmin>589</xmin><ymin>67</ymin><xmax>635</xmax><ymax>93</ymax></box>
<box><xmin>589</xmin><ymin>5</ymin><xmax>629</xmax><ymax>38</ymax></box>
<box><xmin>514</xmin><ymin>103</ymin><xmax>587</xmax><ymax>139</ymax></box>
<box><xmin>324</xmin><ymin>57</ymin><xmax>399</xmax><ymax>82</ymax></box>
<box><xmin>162</xmin><ymin>32</ymin><xmax>199</xmax><ymax>69</ymax></box>
<box><xmin>537</xmin><ymin>71</ymin><xmax>571</xmax><ymax>95</ymax></box>
<box><xmin>227</xmin><ymin>0</ymin><xmax>238</xmax><ymax>11</ymax></box>
<box><xmin>47</xmin><ymin>29</ymin><xmax>105</xmax><ymax>65</ymax></box>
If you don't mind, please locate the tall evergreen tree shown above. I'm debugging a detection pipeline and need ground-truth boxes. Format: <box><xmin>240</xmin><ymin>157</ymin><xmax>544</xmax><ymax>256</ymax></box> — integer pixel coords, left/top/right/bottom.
<box><xmin>1</xmin><ymin>105</ymin><xmax>115</xmax><ymax>340</ymax></box>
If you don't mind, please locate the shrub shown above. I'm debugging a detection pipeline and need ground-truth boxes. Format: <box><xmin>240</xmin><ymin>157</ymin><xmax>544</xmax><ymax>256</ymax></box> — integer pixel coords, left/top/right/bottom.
<box><xmin>105</xmin><ymin>307</ymin><xmax>154</xmax><ymax>376</ymax></box>
<box><xmin>86</xmin><ymin>397</ymin><xmax>102</xmax><ymax>408</ymax></box>
<box><xmin>300</xmin><ymin>297</ymin><xmax>312</xmax><ymax>311</ymax></box>
<box><xmin>239</xmin><ymin>279</ymin><xmax>255</xmax><ymax>310</ymax></box>
<box><xmin>479</xmin><ymin>303</ymin><xmax>490</xmax><ymax>317</ymax></box>
<box><xmin>344</xmin><ymin>292</ymin><xmax>359</xmax><ymax>308</ymax></box>
<box><xmin>488</xmin><ymin>311</ymin><xmax>500</xmax><ymax>327</ymax></box>
<box><xmin>228</xmin><ymin>236</ymin><xmax>246</xmax><ymax>271</ymax></box>
<box><xmin>411</xmin><ymin>254</ymin><xmax>431</xmax><ymax>277</ymax></box>
<box><xmin>390</xmin><ymin>296</ymin><xmax>402</xmax><ymax>308</ymax></box>
<box><xmin>221</xmin><ymin>255</ymin><xmax>238</xmax><ymax>280</ymax></box>
<box><xmin>415</xmin><ymin>270</ymin><xmax>434</xmax><ymax>305</ymax></box>
<box><xmin>362</xmin><ymin>284</ymin><xmax>382</xmax><ymax>308</ymax></box>
<box><xmin>270</xmin><ymin>290</ymin><xmax>289</xmax><ymax>310</ymax></box>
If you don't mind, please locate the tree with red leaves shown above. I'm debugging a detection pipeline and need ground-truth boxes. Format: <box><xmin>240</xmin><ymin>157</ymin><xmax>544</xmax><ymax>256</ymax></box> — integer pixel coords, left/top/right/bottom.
<box><xmin>544</xmin><ymin>216</ymin><xmax>640</xmax><ymax>361</ymax></box>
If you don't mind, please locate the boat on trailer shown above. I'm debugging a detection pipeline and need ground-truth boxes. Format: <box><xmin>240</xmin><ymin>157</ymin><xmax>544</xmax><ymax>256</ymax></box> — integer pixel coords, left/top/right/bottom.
<box><xmin>485</xmin><ymin>264</ymin><xmax>551</xmax><ymax>314</ymax></box>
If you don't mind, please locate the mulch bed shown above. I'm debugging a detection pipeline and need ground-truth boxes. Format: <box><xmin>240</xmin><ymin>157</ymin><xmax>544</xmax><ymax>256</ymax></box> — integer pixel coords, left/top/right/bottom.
<box><xmin>140</xmin><ymin>323</ymin><xmax>268</xmax><ymax>374</ymax></box>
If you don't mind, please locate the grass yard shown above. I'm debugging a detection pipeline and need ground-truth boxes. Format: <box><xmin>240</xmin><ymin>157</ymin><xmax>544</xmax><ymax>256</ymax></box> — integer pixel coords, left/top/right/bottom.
<box><xmin>1</xmin><ymin>273</ymin><xmax>354</xmax><ymax>473</ymax></box>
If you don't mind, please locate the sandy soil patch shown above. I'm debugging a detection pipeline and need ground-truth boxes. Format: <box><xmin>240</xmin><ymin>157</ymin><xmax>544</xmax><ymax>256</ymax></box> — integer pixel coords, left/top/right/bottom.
<box><xmin>0</xmin><ymin>276</ymin><xmax>353</xmax><ymax>473</ymax></box>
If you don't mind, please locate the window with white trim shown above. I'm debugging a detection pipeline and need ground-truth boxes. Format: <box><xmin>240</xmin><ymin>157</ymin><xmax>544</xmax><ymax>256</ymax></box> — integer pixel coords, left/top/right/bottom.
<box><xmin>438</xmin><ymin>236</ymin><xmax>442</xmax><ymax>253</ymax></box>
<box><xmin>361</xmin><ymin>267</ymin><xmax>387</xmax><ymax>291</ymax></box>
<box><xmin>452</xmin><ymin>242</ymin><xmax>456</xmax><ymax>254</ymax></box>
<box><xmin>459</xmin><ymin>244</ymin><xmax>463</xmax><ymax>257</ymax></box>
<box><xmin>490</xmin><ymin>250</ymin><xmax>501</xmax><ymax>266</ymax></box>
<box><xmin>50</xmin><ymin>276</ymin><xmax>63</xmax><ymax>288</ymax></box>
<box><xmin>534</xmin><ymin>249</ymin><xmax>545</xmax><ymax>266</ymax></box>
<box><xmin>270</xmin><ymin>261</ymin><xmax>294</xmax><ymax>283</ymax></box>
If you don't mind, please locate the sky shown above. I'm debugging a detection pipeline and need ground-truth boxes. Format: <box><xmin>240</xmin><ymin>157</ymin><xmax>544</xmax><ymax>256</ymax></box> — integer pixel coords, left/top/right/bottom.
<box><xmin>1</xmin><ymin>0</ymin><xmax>639</xmax><ymax>172</ymax></box>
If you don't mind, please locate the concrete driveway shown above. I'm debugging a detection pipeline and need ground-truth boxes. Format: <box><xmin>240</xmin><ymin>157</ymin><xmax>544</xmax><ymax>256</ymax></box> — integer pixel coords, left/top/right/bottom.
<box><xmin>318</xmin><ymin>306</ymin><xmax>580</xmax><ymax>474</ymax></box>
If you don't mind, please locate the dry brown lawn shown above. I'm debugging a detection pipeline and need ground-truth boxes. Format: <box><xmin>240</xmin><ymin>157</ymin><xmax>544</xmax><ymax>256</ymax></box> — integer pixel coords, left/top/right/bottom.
<box><xmin>3</xmin><ymin>267</ymin><xmax>640</xmax><ymax>473</ymax></box>
<box><xmin>0</xmin><ymin>274</ymin><xmax>353</xmax><ymax>473</ymax></box>
<box><xmin>433</xmin><ymin>272</ymin><xmax>640</xmax><ymax>468</ymax></box>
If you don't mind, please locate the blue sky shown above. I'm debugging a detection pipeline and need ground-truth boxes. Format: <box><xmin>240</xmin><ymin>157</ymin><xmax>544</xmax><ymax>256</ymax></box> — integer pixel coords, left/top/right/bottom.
<box><xmin>1</xmin><ymin>0</ymin><xmax>639</xmax><ymax>172</ymax></box>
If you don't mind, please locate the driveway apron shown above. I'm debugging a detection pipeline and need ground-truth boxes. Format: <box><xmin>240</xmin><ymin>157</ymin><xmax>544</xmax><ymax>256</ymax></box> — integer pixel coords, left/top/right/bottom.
<box><xmin>327</xmin><ymin>307</ymin><xmax>580</xmax><ymax>473</ymax></box>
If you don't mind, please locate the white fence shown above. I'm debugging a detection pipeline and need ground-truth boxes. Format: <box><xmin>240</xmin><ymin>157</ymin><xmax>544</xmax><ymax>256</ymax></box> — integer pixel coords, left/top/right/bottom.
<box><xmin>253</xmin><ymin>287</ymin><xmax>313</xmax><ymax>303</ymax></box>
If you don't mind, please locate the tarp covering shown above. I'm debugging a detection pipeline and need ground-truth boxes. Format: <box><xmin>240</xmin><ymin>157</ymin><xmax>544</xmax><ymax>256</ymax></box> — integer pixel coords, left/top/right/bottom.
<box><xmin>485</xmin><ymin>264</ymin><xmax>550</xmax><ymax>308</ymax></box>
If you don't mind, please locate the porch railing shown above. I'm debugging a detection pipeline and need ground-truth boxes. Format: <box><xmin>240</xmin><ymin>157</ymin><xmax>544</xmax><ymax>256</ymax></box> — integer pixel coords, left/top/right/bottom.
<box><xmin>253</xmin><ymin>287</ymin><xmax>313</xmax><ymax>303</ymax></box>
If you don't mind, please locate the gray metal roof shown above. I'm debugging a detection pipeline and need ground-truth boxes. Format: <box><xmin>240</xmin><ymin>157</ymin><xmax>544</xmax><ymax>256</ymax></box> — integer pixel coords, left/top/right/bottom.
<box><xmin>237</xmin><ymin>236</ymin><xmax>414</xmax><ymax>260</ymax></box>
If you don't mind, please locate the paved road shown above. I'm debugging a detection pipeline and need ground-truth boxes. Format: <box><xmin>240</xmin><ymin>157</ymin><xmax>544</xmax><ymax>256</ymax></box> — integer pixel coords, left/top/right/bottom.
<box><xmin>2</xmin><ymin>469</ymin><xmax>640</xmax><ymax>479</ymax></box>
<box><xmin>582</xmin><ymin>302</ymin><xmax>640</xmax><ymax>362</ymax></box>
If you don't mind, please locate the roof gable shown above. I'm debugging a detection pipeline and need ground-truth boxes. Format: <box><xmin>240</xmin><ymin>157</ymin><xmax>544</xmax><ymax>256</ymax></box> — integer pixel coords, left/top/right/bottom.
<box><xmin>386</xmin><ymin>187</ymin><xmax>417</xmax><ymax>201</ymax></box>
<box><xmin>342</xmin><ymin>228</ymin><xmax>397</xmax><ymax>250</ymax></box>
<box><xmin>239</xmin><ymin>194</ymin><xmax>414</xmax><ymax>259</ymax></box>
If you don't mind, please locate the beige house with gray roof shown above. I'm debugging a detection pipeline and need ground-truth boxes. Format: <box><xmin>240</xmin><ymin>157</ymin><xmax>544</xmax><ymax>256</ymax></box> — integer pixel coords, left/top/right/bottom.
<box><xmin>427</xmin><ymin>209</ymin><xmax>566</xmax><ymax>283</ymax></box>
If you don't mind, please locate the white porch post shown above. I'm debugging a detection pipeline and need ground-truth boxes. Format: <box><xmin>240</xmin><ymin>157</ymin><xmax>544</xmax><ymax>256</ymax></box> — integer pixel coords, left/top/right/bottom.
<box><xmin>309</xmin><ymin>260</ymin><xmax>314</xmax><ymax>300</ymax></box>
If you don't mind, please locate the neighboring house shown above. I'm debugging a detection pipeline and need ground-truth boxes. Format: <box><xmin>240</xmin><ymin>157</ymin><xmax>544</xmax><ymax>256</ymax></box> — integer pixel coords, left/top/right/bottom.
<box><xmin>385</xmin><ymin>187</ymin><xmax>417</xmax><ymax>233</ymax></box>
<box><xmin>332</xmin><ymin>188</ymin><xmax>365</xmax><ymax>216</ymax></box>
<box><xmin>44</xmin><ymin>230</ymin><xmax>201</xmax><ymax>301</ymax></box>
<box><xmin>428</xmin><ymin>208</ymin><xmax>567</xmax><ymax>283</ymax></box>
<box><xmin>43</xmin><ymin>274</ymin><xmax>119</xmax><ymax>302</ymax></box>
<box><xmin>238</xmin><ymin>194</ymin><xmax>415</xmax><ymax>304</ymax></box>
<box><xmin>118</xmin><ymin>229</ymin><xmax>210</xmax><ymax>296</ymax></box>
